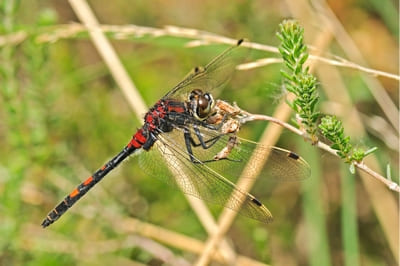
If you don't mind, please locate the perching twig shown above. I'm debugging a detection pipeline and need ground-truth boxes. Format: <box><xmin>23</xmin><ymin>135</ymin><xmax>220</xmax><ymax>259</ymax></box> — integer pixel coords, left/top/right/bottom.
<box><xmin>234</xmin><ymin>105</ymin><xmax>400</xmax><ymax>193</ymax></box>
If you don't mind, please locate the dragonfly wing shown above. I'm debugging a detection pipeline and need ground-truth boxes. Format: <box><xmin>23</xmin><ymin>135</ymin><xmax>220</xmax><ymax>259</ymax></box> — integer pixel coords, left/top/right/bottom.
<box><xmin>163</xmin><ymin>40</ymin><xmax>248</xmax><ymax>101</ymax></box>
<box><xmin>168</xmin><ymin>124</ymin><xmax>311</xmax><ymax>182</ymax></box>
<box><xmin>138</xmin><ymin>132</ymin><xmax>273</xmax><ymax>223</ymax></box>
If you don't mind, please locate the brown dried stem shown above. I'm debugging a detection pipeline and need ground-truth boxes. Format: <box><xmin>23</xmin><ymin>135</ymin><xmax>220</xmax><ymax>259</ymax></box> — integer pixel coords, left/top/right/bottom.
<box><xmin>240</xmin><ymin>111</ymin><xmax>400</xmax><ymax>192</ymax></box>
<box><xmin>67</xmin><ymin>0</ymin><xmax>236</xmax><ymax>263</ymax></box>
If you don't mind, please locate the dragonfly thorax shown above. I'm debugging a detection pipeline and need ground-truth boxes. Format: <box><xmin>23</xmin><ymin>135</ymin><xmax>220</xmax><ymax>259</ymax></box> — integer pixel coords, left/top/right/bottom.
<box><xmin>188</xmin><ymin>89</ymin><xmax>215</xmax><ymax>121</ymax></box>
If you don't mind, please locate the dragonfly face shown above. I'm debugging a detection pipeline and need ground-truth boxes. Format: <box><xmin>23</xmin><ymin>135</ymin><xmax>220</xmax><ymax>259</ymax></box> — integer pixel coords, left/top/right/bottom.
<box><xmin>187</xmin><ymin>89</ymin><xmax>216</xmax><ymax>121</ymax></box>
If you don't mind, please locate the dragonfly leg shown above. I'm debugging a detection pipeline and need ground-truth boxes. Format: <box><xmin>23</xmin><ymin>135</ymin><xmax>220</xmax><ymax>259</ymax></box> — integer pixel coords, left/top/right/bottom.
<box><xmin>183</xmin><ymin>127</ymin><xmax>240</xmax><ymax>164</ymax></box>
<box><xmin>183</xmin><ymin>129</ymin><xmax>196</xmax><ymax>162</ymax></box>
<box><xmin>190</xmin><ymin>125</ymin><xmax>222</xmax><ymax>149</ymax></box>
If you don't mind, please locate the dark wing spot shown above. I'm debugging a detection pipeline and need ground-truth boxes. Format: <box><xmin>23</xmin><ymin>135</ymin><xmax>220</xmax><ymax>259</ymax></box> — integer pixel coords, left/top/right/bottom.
<box><xmin>251</xmin><ymin>197</ymin><xmax>262</xmax><ymax>207</ymax></box>
<box><xmin>288</xmin><ymin>152</ymin><xmax>299</xmax><ymax>160</ymax></box>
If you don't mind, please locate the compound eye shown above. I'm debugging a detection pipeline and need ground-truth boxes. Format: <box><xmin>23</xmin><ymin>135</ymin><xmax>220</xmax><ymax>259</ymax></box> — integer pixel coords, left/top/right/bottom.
<box><xmin>198</xmin><ymin>95</ymin><xmax>209</xmax><ymax>109</ymax></box>
<box><xmin>196</xmin><ymin>93</ymin><xmax>214</xmax><ymax>119</ymax></box>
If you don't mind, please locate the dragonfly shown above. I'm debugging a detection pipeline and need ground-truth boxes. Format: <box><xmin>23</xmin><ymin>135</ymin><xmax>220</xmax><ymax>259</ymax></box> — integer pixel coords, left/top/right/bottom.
<box><xmin>41</xmin><ymin>39</ymin><xmax>311</xmax><ymax>228</ymax></box>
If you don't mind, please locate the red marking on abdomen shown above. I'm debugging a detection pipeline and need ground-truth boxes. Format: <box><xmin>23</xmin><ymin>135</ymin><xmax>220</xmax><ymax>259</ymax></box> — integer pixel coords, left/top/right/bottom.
<box><xmin>83</xmin><ymin>176</ymin><xmax>93</xmax><ymax>185</ymax></box>
<box><xmin>69</xmin><ymin>188</ymin><xmax>79</xmax><ymax>198</ymax></box>
<box><xmin>129</xmin><ymin>129</ymin><xmax>147</xmax><ymax>148</ymax></box>
<box><xmin>135</xmin><ymin>129</ymin><xmax>147</xmax><ymax>143</ymax></box>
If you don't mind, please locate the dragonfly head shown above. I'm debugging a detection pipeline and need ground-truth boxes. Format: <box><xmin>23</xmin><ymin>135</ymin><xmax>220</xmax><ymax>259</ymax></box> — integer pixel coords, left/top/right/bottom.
<box><xmin>188</xmin><ymin>89</ymin><xmax>215</xmax><ymax>121</ymax></box>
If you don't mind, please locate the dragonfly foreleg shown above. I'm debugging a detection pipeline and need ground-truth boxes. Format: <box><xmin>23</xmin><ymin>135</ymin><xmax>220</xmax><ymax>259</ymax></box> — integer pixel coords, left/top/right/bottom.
<box><xmin>183</xmin><ymin>127</ymin><xmax>240</xmax><ymax>164</ymax></box>
<box><xmin>190</xmin><ymin>126</ymin><xmax>222</xmax><ymax>149</ymax></box>
<box><xmin>183</xmin><ymin>127</ymin><xmax>220</xmax><ymax>162</ymax></box>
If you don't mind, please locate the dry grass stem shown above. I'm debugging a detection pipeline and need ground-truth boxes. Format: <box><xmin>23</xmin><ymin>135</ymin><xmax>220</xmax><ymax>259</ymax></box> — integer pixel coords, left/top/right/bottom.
<box><xmin>68</xmin><ymin>0</ymin><xmax>147</xmax><ymax>118</ymax></box>
<box><xmin>1</xmin><ymin>24</ymin><xmax>397</xmax><ymax>83</ymax></box>
<box><xmin>28</xmin><ymin>225</ymin><xmax>190</xmax><ymax>265</ymax></box>
<box><xmin>311</xmin><ymin>0</ymin><xmax>399</xmax><ymax>132</ymax></box>
<box><xmin>287</xmin><ymin>0</ymin><xmax>399</xmax><ymax>261</ymax></box>
<box><xmin>42</xmin><ymin>153</ymin><xmax>265</xmax><ymax>265</ymax></box>
<box><xmin>240</xmin><ymin>112</ymin><xmax>400</xmax><ymax>193</ymax></box>
<box><xmin>67</xmin><ymin>0</ymin><xmax>236</xmax><ymax>263</ymax></box>
<box><xmin>194</xmin><ymin>18</ymin><xmax>330</xmax><ymax>264</ymax></box>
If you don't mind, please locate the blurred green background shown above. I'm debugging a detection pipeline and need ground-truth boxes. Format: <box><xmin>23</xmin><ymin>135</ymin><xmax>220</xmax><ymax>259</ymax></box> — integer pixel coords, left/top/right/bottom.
<box><xmin>0</xmin><ymin>0</ymin><xmax>398</xmax><ymax>265</ymax></box>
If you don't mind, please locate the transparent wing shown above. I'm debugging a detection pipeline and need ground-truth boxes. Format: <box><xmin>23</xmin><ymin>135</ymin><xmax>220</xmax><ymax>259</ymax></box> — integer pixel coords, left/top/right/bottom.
<box><xmin>138</xmin><ymin>123</ymin><xmax>310</xmax><ymax>223</ymax></box>
<box><xmin>163</xmin><ymin>40</ymin><xmax>248</xmax><ymax>101</ymax></box>
<box><xmin>166</xmin><ymin>124</ymin><xmax>311</xmax><ymax>182</ymax></box>
<box><xmin>139</xmin><ymin>132</ymin><xmax>273</xmax><ymax>223</ymax></box>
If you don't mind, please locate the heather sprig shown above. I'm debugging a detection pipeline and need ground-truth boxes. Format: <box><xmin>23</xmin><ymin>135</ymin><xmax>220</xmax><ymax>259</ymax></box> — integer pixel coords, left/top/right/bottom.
<box><xmin>277</xmin><ymin>20</ymin><xmax>319</xmax><ymax>142</ymax></box>
<box><xmin>277</xmin><ymin>20</ymin><xmax>377</xmax><ymax>170</ymax></box>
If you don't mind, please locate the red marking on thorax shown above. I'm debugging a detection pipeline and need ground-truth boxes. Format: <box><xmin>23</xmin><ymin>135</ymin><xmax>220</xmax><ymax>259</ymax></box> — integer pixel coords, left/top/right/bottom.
<box><xmin>145</xmin><ymin>115</ymin><xmax>154</xmax><ymax>124</ymax></box>
<box><xmin>156</xmin><ymin>105</ymin><xmax>166</xmax><ymax>117</ymax></box>
<box><xmin>167</xmin><ymin>105</ymin><xmax>185</xmax><ymax>113</ymax></box>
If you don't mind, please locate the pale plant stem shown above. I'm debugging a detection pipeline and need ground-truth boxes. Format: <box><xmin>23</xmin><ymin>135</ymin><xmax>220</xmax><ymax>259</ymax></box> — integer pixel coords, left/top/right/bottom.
<box><xmin>43</xmin><ymin>157</ymin><xmax>267</xmax><ymax>265</ymax></box>
<box><xmin>241</xmin><ymin>111</ymin><xmax>400</xmax><ymax>193</ymax></box>
<box><xmin>1</xmin><ymin>24</ymin><xmax>398</xmax><ymax>82</ymax></box>
<box><xmin>67</xmin><ymin>0</ymin><xmax>236</xmax><ymax>263</ymax></box>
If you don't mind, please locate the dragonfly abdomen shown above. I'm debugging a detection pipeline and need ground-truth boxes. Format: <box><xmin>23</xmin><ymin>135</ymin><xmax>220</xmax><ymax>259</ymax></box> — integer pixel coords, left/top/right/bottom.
<box><xmin>41</xmin><ymin>144</ymin><xmax>137</xmax><ymax>227</ymax></box>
